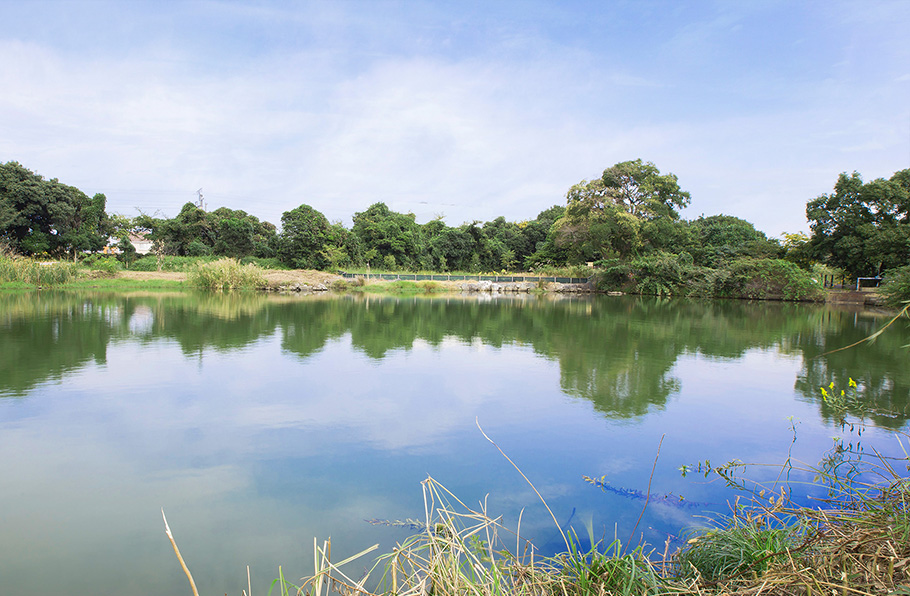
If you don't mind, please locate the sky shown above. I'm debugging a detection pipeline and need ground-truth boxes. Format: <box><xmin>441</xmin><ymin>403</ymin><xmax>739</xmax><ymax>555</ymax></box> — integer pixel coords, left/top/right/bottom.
<box><xmin>1</xmin><ymin>0</ymin><xmax>908</xmax><ymax>237</ymax></box>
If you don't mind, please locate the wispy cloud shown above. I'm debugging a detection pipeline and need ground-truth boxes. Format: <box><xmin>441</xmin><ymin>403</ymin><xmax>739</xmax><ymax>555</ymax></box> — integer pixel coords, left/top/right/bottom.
<box><xmin>0</xmin><ymin>0</ymin><xmax>907</xmax><ymax>235</ymax></box>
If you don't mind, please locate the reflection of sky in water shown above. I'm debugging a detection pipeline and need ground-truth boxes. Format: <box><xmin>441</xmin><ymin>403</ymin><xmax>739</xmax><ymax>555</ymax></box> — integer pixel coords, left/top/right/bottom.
<box><xmin>0</xmin><ymin>294</ymin><xmax>907</xmax><ymax>596</ymax></box>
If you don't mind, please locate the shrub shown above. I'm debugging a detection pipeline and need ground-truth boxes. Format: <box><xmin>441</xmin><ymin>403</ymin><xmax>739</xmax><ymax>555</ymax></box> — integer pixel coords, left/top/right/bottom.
<box><xmin>82</xmin><ymin>255</ymin><xmax>123</xmax><ymax>276</ymax></box>
<box><xmin>130</xmin><ymin>255</ymin><xmax>217</xmax><ymax>272</ymax></box>
<box><xmin>879</xmin><ymin>265</ymin><xmax>910</xmax><ymax>308</ymax></box>
<box><xmin>718</xmin><ymin>258</ymin><xmax>824</xmax><ymax>301</ymax></box>
<box><xmin>187</xmin><ymin>258</ymin><xmax>267</xmax><ymax>290</ymax></box>
<box><xmin>185</xmin><ymin>240</ymin><xmax>212</xmax><ymax>257</ymax></box>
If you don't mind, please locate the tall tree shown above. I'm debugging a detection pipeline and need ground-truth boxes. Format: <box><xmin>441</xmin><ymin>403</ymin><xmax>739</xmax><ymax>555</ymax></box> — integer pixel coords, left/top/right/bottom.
<box><xmin>806</xmin><ymin>169</ymin><xmax>910</xmax><ymax>276</ymax></box>
<box><xmin>600</xmin><ymin>159</ymin><xmax>691</xmax><ymax>220</ymax></box>
<box><xmin>351</xmin><ymin>202</ymin><xmax>420</xmax><ymax>269</ymax></box>
<box><xmin>0</xmin><ymin>161</ymin><xmax>109</xmax><ymax>257</ymax></box>
<box><xmin>279</xmin><ymin>204</ymin><xmax>331</xmax><ymax>269</ymax></box>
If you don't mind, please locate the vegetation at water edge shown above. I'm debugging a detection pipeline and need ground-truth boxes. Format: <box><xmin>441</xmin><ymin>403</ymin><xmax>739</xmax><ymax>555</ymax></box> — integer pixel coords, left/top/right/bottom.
<box><xmin>255</xmin><ymin>405</ymin><xmax>908</xmax><ymax>596</ymax></box>
<box><xmin>186</xmin><ymin>258</ymin><xmax>268</xmax><ymax>290</ymax></box>
<box><xmin>4</xmin><ymin>159</ymin><xmax>907</xmax><ymax>298</ymax></box>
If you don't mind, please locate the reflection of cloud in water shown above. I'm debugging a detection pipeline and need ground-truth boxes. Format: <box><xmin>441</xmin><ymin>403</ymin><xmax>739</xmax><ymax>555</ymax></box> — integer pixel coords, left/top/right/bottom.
<box><xmin>60</xmin><ymin>332</ymin><xmax>564</xmax><ymax>454</ymax></box>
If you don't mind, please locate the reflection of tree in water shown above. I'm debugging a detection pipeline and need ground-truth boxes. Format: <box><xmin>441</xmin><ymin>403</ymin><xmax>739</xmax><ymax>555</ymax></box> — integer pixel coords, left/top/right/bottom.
<box><xmin>793</xmin><ymin>309</ymin><xmax>910</xmax><ymax>429</ymax></box>
<box><xmin>2</xmin><ymin>292</ymin><xmax>908</xmax><ymax>426</ymax></box>
<box><xmin>276</xmin><ymin>297</ymin><xmax>349</xmax><ymax>359</ymax></box>
<box><xmin>144</xmin><ymin>292</ymin><xmax>280</xmax><ymax>354</ymax></box>
<box><xmin>0</xmin><ymin>292</ymin><xmax>115</xmax><ymax>396</ymax></box>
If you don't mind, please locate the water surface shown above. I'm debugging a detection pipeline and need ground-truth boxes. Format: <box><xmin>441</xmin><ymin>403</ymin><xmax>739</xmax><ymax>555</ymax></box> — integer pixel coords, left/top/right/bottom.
<box><xmin>0</xmin><ymin>291</ymin><xmax>907</xmax><ymax>595</ymax></box>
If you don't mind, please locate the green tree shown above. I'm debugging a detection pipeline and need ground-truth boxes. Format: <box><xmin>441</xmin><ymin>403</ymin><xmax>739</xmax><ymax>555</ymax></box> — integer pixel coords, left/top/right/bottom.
<box><xmin>806</xmin><ymin>169</ymin><xmax>910</xmax><ymax>276</ymax></box>
<box><xmin>351</xmin><ymin>203</ymin><xmax>420</xmax><ymax>269</ymax></box>
<box><xmin>690</xmin><ymin>215</ymin><xmax>781</xmax><ymax>267</ymax></box>
<box><xmin>600</xmin><ymin>159</ymin><xmax>691</xmax><ymax>220</ymax></box>
<box><xmin>278</xmin><ymin>204</ymin><xmax>331</xmax><ymax>269</ymax></box>
<box><xmin>548</xmin><ymin>178</ymin><xmax>643</xmax><ymax>263</ymax></box>
<box><xmin>0</xmin><ymin>162</ymin><xmax>110</xmax><ymax>257</ymax></box>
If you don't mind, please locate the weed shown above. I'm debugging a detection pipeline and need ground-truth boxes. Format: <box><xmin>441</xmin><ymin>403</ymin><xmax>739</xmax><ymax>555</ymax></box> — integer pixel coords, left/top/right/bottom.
<box><xmin>187</xmin><ymin>258</ymin><xmax>267</xmax><ymax>290</ymax></box>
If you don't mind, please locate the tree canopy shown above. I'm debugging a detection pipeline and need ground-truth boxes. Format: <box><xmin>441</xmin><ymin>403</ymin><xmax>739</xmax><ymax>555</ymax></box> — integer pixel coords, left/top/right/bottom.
<box><xmin>0</xmin><ymin>161</ymin><xmax>110</xmax><ymax>257</ymax></box>
<box><xmin>806</xmin><ymin>169</ymin><xmax>910</xmax><ymax>276</ymax></box>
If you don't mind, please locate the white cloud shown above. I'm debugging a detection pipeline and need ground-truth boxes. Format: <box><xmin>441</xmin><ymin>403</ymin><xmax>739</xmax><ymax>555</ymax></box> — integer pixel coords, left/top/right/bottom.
<box><xmin>1</xmin><ymin>0</ymin><xmax>907</xmax><ymax>235</ymax></box>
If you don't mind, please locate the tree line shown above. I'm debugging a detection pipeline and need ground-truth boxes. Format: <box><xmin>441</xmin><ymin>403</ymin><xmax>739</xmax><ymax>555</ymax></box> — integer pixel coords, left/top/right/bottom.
<box><xmin>2</xmin><ymin>159</ymin><xmax>908</xmax><ymax>277</ymax></box>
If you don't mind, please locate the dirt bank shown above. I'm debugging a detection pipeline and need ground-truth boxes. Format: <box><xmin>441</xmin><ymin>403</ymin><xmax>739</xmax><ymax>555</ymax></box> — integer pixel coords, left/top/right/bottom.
<box><xmin>118</xmin><ymin>269</ymin><xmax>345</xmax><ymax>287</ymax></box>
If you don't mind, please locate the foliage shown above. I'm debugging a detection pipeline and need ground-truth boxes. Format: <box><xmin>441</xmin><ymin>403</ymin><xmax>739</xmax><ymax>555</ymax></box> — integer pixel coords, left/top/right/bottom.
<box><xmin>806</xmin><ymin>169</ymin><xmax>910</xmax><ymax>277</ymax></box>
<box><xmin>0</xmin><ymin>161</ymin><xmax>111</xmax><ymax>257</ymax></box>
<box><xmin>80</xmin><ymin>254</ymin><xmax>123</xmax><ymax>276</ymax></box>
<box><xmin>352</xmin><ymin>202</ymin><xmax>421</xmax><ymax>269</ymax></box>
<box><xmin>0</xmin><ymin>254</ymin><xmax>81</xmax><ymax>285</ymax></box>
<box><xmin>600</xmin><ymin>159</ymin><xmax>691</xmax><ymax>220</ymax></box>
<box><xmin>595</xmin><ymin>256</ymin><xmax>823</xmax><ymax>301</ymax></box>
<box><xmin>130</xmin><ymin>255</ymin><xmax>218</xmax><ymax>272</ymax></box>
<box><xmin>878</xmin><ymin>264</ymin><xmax>910</xmax><ymax>308</ymax></box>
<box><xmin>186</xmin><ymin>258</ymin><xmax>267</xmax><ymax>291</ymax></box>
<box><xmin>278</xmin><ymin>204</ymin><xmax>332</xmax><ymax>270</ymax></box>
<box><xmin>239</xmin><ymin>256</ymin><xmax>290</xmax><ymax>270</ymax></box>
<box><xmin>690</xmin><ymin>215</ymin><xmax>782</xmax><ymax>268</ymax></box>
<box><xmin>132</xmin><ymin>203</ymin><xmax>278</xmax><ymax>260</ymax></box>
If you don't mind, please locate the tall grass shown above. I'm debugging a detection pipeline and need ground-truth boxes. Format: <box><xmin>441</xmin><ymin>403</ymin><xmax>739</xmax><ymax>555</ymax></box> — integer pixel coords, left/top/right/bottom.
<box><xmin>187</xmin><ymin>258</ymin><xmax>268</xmax><ymax>290</ymax></box>
<box><xmin>0</xmin><ymin>252</ymin><xmax>81</xmax><ymax>285</ymax></box>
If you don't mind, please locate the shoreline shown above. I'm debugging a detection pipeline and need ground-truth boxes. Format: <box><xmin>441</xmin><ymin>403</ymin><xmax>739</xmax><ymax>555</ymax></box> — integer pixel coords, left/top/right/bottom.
<box><xmin>1</xmin><ymin>268</ymin><xmax>886</xmax><ymax>305</ymax></box>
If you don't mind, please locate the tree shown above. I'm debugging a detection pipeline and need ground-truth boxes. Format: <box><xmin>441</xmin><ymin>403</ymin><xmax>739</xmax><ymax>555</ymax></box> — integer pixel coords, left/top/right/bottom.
<box><xmin>0</xmin><ymin>161</ymin><xmax>110</xmax><ymax>257</ymax></box>
<box><xmin>351</xmin><ymin>203</ymin><xmax>420</xmax><ymax>269</ymax></box>
<box><xmin>600</xmin><ymin>159</ymin><xmax>691</xmax><ymax>220</ymax></box>
<box><xmin>547</xmin><ymin>178</ymin><xmax>643</xmax><ymax>263</ymax></box>
<box><xmin>806</xmin><ymin>169</ymin><xmax>910</xmax><ymax>276</ymax></box>
<box><xmin>690</xmin><ymin>215</ymin><xmax>781</xmax><ymax>267</ymax></box>
<box><xmin>279</xmin><ymin>204</ymin><xmax>331</xmax><ymax>269</ymax></box>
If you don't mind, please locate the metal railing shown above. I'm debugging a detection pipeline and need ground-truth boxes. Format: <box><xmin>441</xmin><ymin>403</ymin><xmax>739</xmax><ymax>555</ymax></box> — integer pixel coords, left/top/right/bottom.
<box><xmin>339</xmin><ymin>272</ymin><xmax>592</xmax><ymax>284</ymax></box>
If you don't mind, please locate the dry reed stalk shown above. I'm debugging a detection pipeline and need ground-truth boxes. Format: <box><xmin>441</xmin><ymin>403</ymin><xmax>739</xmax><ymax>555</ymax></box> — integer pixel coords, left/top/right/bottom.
<box><xmin>161</xmin><ymin>508</ymin><xmax>200</xmax><ymax>596</ymax></box>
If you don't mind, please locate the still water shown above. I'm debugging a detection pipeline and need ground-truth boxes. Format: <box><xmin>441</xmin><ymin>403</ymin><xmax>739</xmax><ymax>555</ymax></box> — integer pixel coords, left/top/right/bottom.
<box><xmin>1</xmin><ymin>290</ymin><xmax>908</xmax><ymax>595</ymax></box>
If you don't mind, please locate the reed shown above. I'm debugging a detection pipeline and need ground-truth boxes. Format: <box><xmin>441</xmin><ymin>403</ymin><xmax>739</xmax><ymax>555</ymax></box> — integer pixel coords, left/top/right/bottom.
<box><xmin>187</xmin><ymin>258</ymin><xmax>268</xmax><ymax>290</ymax></box>
<box><xmin>0</xmin><ymin>253</ymin><xmax>81</xmax><ymax>285</ymax></box>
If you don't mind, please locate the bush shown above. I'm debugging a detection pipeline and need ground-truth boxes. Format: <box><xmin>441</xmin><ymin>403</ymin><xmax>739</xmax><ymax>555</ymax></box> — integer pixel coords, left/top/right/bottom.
<box><xmin>185</xmin><ymin>240</ymin><xmax>212</xmax><ymax>257</ymax></box>
<box><xmin>187</xmin><ymin>258</ymin><xmax>267</xmax><ymax>290</ymax></box>
<box><xmin>879</xmin><ymin>265</ymin><xmax>910</xmax><ymax>307</ymax></box>
<box><xmin>595</xmin><ymin>253</ymin><xmax>704</xmax><ymax>296</ymax></box>
<box><xmin>595</xmin><ymin>256</ymin><xmax>824</xmax><ymax>301</ymax></box>
<box><xmin>130</xmin><ymin>255</ymin><xmax>217</xmax><ymax>272</ymax></box>
<box><xmin>81</xmin><ymin>255</ymin><xmax>123</xmax><ymax>276</ymax></box>
<box><xmin>717</xmin><ymin>258</ymin><xmax>824</xmax><ymax>301</ymax></box>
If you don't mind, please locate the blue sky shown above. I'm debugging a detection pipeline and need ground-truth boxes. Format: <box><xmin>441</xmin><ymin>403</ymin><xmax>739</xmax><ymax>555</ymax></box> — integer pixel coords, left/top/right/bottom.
<box><xmin>1</xmin><ymin>0</ymin><xmax>908</xmax><ymax>236</ymax></box>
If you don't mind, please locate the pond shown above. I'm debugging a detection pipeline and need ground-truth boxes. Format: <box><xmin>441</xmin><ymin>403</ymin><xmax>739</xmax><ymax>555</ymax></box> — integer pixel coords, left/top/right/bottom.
<box><xmin>0</xmin><ymin>290</ymin><xmax>908</xmax><ymax>595</ymax></box>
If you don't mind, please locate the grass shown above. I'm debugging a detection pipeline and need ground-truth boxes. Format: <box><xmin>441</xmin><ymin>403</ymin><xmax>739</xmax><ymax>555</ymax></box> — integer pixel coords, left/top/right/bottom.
<box><xmin>62</xmin><ymin>276</ymin><xmax>186</xmax><ymax>290</ymax></box>
<box><xmin>357</xmin><ymin>280</ymin><xmax>446</xmax><ymax>295</ymax></box>
<box><xmin>0</xmin><ymin>253</ymin><xmax>81</xmax><ymax>285</ymax></box>
<box><xmin>186</xmin><ymin>258</ymin><xmax>268</xmax><ymax>290</ymax></box>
